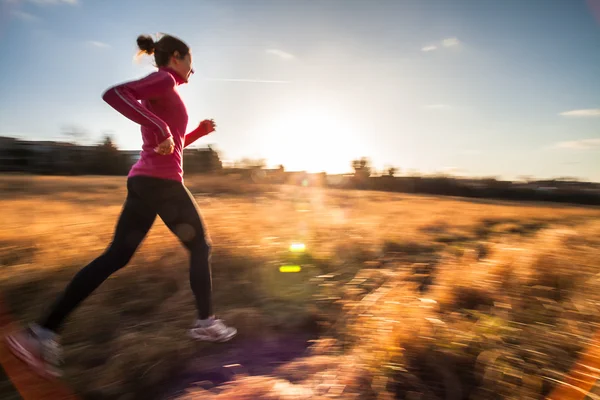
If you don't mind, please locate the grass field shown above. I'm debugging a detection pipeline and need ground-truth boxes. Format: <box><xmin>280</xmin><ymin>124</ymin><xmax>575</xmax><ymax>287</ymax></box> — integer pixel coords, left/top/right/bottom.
<box><xmin>1</xmin><ymin>174</ymin><xmax>600</xmax><ymax>399</ymax></box>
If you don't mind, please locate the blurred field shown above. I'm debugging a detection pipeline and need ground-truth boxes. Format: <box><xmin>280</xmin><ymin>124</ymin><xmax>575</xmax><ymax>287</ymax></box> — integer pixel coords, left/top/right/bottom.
<box><xmin>1</xmin><ymin>174</ymin><xmax>600</xmax><ymax>400</ymax></box>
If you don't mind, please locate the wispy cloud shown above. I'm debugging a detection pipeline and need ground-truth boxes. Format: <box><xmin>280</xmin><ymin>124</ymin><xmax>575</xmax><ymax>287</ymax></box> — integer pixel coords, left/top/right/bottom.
<box><xmin>442</xmin><ymin>37</ymin><xmax>461</xmax><ymax>47</ymax></box>
<box><xmin>421</xmin><ymin>37</ymin><xmax>461</xmax><ymax>52</ymax></box>
<box><xmin>266</xmin><ymin>48</ymin><xmax>295</xmax><ymax>60</ymax></box>
<box><xmin>424</xmin><ymin>104</ymin><xmax>452</xmax><ymax>110</ymax></box>
<box><xmin>87</xmin><ymin>40</ymin><xmax>111</xmax><ymax>49</ymax></box>
<box><xmin>11</xmin><ymin>9</ymin><xmax>39</xmax><ymax>21</ymax></box>
<box><xmin>28</xmin><ymin>0</ymin><xmax>77</xmax><ymax>5</ymax></box>
<box><xmin>559</xmin><ymin>109</ymin><xmax>600</xmax><ymax>117</ymax></box>
<box><xmin>554</xmin><ymin>138</ymin><xmax>600</xmax><ymax>149</ymax></box>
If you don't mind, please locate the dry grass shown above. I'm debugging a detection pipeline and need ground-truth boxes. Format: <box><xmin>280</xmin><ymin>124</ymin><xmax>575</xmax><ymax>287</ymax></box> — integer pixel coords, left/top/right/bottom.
<box><xmin>1</xmin><ymin>174</ymin><xmax>600</xmax><ymax>399</ymax></box>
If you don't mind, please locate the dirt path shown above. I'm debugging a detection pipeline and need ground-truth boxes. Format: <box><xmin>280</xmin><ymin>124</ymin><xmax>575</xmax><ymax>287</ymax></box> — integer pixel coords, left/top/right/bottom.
<box><xmin>163</xmin><ymin>331</ymin><xmax>316</xmax><ymax>399</ymax></box>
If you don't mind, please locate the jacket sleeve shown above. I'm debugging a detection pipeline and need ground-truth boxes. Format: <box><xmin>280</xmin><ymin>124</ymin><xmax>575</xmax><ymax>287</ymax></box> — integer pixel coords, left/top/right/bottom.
<box><xmin>102</xmin><ymin>71</ymin><xmax>175</xmax><ymax>146</ymax></box>
<box><xmin>184</xmin><ymin>123</ymin><xmax>212</xmax><ymax>148</ymax></box>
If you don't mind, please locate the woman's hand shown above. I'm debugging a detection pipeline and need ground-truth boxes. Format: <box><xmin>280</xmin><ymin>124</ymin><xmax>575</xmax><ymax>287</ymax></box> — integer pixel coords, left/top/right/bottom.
<box><xmin>183</xmin><ymin>119</ymin><xmax>217</xmax><ymax>148</ymax></box>
<box><xmin>155</xmin><ymin>136</ymin><xmax>174</xmax><ymax>155</ymax></box>
<box><xmin>199</xmin><ymin>119</ymin><xmax>216</xmax><ymax>134</ymax></box>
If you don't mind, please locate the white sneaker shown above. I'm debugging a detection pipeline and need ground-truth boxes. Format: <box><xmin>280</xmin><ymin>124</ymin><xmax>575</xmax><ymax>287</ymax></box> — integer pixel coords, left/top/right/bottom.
<box><xmin>5</xmin><ymin>323</ymin><xmax>63</xmax><ymax>379</ymax></box>
<box><xmin>189</xmin><ymin>319</ymin><xmax>237</xmax><ymax>342</ymax></box>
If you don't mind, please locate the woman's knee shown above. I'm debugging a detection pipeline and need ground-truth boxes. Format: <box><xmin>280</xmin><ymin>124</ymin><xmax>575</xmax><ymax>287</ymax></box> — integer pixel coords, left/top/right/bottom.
<box><xmin>172</xmin><ymin>222</ymin><xmax>210</xmax><ymax>251</ymax></box>
<box><xmin>183</xmin><ymin>234</ymin><xmax>211</xmax><ymax>256</ymax></box>
<box><xmin>192</xmin><ymin>236</ymin><xmax>211</xmax><ymax>255</ymax></box>
<box><xmin>173</xmin><ymin>222</ymin><xmax>204</xmax><ymax>242</ymax></box>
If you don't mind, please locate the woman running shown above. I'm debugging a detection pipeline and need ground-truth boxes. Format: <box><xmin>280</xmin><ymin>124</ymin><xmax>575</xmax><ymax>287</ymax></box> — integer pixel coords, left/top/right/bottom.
<box><xmin>5</xmin><ymin>33</ymin><xmax>237</xmax><ymax>378</ymax></box>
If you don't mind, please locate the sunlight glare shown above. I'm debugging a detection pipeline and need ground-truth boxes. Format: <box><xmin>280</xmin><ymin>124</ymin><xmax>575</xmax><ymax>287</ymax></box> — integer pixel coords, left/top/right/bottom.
<box><xmin>262</xmin><ymin>105</ymin><xmax>362</xmax><ymax>174</ymax></box>
<box><xmin>290</xmin><ymin>243</ymin><xmax>306</xmax><ymax>253</ymax></box>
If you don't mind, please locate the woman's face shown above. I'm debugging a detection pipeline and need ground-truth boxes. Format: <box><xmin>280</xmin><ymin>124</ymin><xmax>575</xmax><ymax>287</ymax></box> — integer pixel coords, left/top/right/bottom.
<box><xmin>171</xmin><ymin>51</ymin><xmax>194</xmax><ymax>82</ymax></box>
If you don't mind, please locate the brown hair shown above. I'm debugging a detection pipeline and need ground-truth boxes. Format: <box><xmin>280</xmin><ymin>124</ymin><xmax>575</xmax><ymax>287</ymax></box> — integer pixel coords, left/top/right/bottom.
<box><xmin>136</xmin><ymin>34</ymin><xmax>190</xmax><ymax>67</ymax></box>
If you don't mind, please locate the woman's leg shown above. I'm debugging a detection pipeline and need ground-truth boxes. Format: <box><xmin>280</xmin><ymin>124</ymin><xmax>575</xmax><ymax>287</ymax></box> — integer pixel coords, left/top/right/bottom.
<box><xmin>39</xmin><ymin>181</ymin><xmax>157</xmax><ymax>332</ymax></box>
<box><xmin>154</xmin><ymin>184</ymin><xmax>213</xmax><ymax>319</ymax></box>
<box><xmin>128</xmin><ymin>176</ymin><xmax>235</xmax><ymax>341</ymax></box>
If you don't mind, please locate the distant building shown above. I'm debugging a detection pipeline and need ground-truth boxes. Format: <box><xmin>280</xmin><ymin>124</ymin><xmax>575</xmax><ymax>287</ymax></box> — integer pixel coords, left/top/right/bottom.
<box><xmin>0</xmin><ymin>136</ymin><xmax>94</xmax><ymax>174</ymax></box>
<box><xmin>121</xmin><ymin>150</ymin><xmax>142</xmax><ymax>166</ymax></box>
<box><xmin>0</xmin><ymin>137</ymin><xmax>222</xmax><ymax>175</ymax></box>
<box><xmin>183</xmin><ymin>146</ymin><xmax>223</xmax><ymax>173</ymax></box>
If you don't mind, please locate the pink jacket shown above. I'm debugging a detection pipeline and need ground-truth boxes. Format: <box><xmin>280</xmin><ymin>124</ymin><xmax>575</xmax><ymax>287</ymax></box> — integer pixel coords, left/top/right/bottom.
<box><xmin>102</xmin><ymin>67</ymin><xmax>210</xmax><ymax>182</ymax></box>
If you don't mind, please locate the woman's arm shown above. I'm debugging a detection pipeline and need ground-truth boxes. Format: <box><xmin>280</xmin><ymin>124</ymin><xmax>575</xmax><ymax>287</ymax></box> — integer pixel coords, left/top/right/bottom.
<box><xmin>102</xmin><ymin>71</ymin><xmax>175</xmax><ymax>146</ymax></box>
<box><xmin>184</xmin><ymin>120</ymin><xmax>216</xmax><ymax>148</ymax></box>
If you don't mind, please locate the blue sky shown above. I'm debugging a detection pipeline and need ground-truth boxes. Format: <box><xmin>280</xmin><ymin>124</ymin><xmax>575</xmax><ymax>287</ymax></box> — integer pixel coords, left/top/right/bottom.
<box><xmin>1</xmin><ymin>0</ymin><xmax>599</xmax><ymax>181</ymax></box>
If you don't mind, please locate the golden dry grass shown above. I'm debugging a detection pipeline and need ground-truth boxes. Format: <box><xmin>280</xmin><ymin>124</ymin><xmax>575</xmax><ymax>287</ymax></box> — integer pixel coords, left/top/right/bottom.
<box><xmin>1</xmin><ymin>174</ymin><xmax>600</xmax><ymax>399</ymax></box>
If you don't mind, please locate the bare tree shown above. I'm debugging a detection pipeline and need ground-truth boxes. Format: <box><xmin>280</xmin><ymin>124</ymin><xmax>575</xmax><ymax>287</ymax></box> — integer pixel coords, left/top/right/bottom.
<box><xmin>61</xmin><ymin>124</ymin><xmax>90</xmax><ymax>145</ymax></box>
<box><xmin>351</xmin><ymin>157</ymin><xmax>371</xmax><ymax>179</ymax></box>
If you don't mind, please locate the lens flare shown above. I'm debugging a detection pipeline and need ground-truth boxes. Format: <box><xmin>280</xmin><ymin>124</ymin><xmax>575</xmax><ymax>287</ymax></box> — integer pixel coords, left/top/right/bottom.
<box><xmin>290</xmin><ymin>243</ymin><xmax>306</xmax><ymax>253</ymax></box>
<box><xmin>279</xmin><ymin>265</ymin><xmax>302</xmax><ymax>273</ymax></box>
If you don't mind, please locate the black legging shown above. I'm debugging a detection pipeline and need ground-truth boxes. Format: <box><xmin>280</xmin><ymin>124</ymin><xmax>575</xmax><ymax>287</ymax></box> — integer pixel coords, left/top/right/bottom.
<box><xmin>40</xmin><ymin>175</ymin><xmax>213</xmax><ymax>332</ymax></box>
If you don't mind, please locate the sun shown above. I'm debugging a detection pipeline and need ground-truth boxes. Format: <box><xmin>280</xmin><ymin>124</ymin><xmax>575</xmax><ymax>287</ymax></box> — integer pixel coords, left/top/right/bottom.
<box><xmin>261</xmin><ymin>106</ymin><xmax>363</xmax><ymax>174</ymax></box>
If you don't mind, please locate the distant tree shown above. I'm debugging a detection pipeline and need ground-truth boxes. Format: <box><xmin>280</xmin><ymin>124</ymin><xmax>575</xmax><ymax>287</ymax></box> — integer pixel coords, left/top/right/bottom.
<box><xmin>387</xmin><ymin>166</ymin><xmax>397</xmax><ymax>177</ymax></box>
<box><xmin>61</xmin><ymin>124</ymin><xmax>90</xmax><ymax>145</ymax></box>
<box><xmin>90</xmin><ymin>135</ymin><xmax>128</xmax><ymax>175</ymax></box>
<box><xmin>351</xmin><ymin>157</ymin><xmax>371</xmax><ymax>179</ymax></box>
<box><xmin>101</xmin><ymin>135</ymin><xmax>118</xmax><ymax>151</ymax></box>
